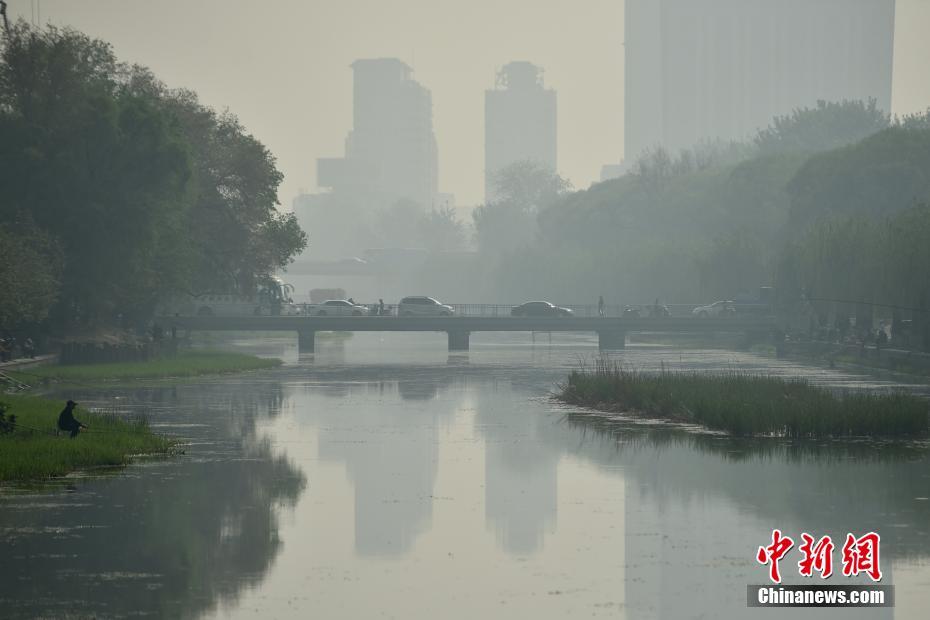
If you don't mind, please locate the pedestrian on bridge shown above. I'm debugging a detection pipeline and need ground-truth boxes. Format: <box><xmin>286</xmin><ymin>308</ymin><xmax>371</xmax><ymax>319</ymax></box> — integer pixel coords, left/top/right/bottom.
<box><xmin>598</xmin><ymin>296</ymin><xmax>605</xmax><ymax>317</ymax></box>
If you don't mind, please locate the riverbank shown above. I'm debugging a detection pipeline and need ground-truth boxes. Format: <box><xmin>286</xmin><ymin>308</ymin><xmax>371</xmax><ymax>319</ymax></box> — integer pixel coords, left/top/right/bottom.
<box><xmin>6</xmin><ymin>350</ymin><xmax>280</xmax><ymax>384</ymax></box>
<box><xmin>0</xmin><ymin>394</ymin><xmax>178</xmax><ymax>482</ymax></box>
<box><xmin>558</xmin><ymin>359</ymin><xmax>929</xmax><ymax>438</ymax></box>
<box><xmin>780</xmin><ymin>340</ymin><xmax>930</xmax><ymax>377</ymax></box>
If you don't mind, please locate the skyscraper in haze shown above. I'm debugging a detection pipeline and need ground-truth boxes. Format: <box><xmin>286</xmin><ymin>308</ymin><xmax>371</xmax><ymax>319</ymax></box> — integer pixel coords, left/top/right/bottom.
<box><xmin>485</xmin><ymin>62</ymin><xmax>557</xmax><ymax>202</ymax></box>
<box><xmin>296</xmin><ymin>58</ymin><xmax>441</xmax><ymax>259</ymax></box>
<box><xmin>317</xmin><ymin>58</ymin><xmax>438</xmax><ymax>210</ymax></box>
<box><xmin>624</xmin><ymin>0</ymin><xmax>896</xmax><ymax>161</ymax></box>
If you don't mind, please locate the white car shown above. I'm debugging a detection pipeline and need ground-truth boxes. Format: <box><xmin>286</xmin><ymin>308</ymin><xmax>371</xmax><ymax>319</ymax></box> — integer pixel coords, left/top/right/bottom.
<box><xmin>397</xmin><ymin>296</ymin><xmax>455</xmax><ymax>316</ymax></box>
<box><xmin>310</xmin><ymin>299</ymin><xmax>370</xmax><ymax>316</ymax></box>
<box><xmin>692</xmin><ymin>300</ymin><xmax>737</xmax><ymax>318</ymax></box>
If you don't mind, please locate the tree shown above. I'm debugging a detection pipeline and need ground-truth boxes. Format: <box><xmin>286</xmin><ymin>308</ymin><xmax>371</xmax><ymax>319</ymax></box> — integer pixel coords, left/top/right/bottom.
<box><xmin>0</xmin><ymin>223</ymin><xmax>61</xmax><ymax>330</ymax></box>
<box><xmin>755</xmin><ymin>99</ymin><xmax>890</xmax><ymax>156</ymax></box>
<box><xmin>125</xmin><ymin>75</ymin><xmax>307</xmax><ymax>294</ymax></box>
<box><xmin>0</xmin><ymin>22</ymin><xmax>307</xmax><ymax>330</ymax></box>
<box><xmin>0</xmin><ymin>22</ymin><xmax>192</xmax><ymax>324</ymax></box>
<box><xmin>417</xmin><ymin>204</ymin><xmax>465</xmax><ymax>252</ymax></box>
<box><xmin>785</xmin><ymin>126</ymin><xmax>930</xmax><ymax>234</ymax></box>
<box><xmin>488</xmin><ymin>160</ymin><xmax>571</xmax><ymax>210</ymax></box>
<box><xmin>695</xmin><ymin>232</ymin><xmax>769</xmax><ymax>302</ymax></box>
<box><xmin>473</xmin><ymin>160</ymin><xmax>570</xmax><ymax>255</ymax></box>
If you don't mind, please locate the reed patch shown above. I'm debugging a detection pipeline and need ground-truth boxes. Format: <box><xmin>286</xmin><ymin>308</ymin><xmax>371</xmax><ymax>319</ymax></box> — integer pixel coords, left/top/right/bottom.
<box><xmin>558</xmin><ymin>359</ymin><xmax>929</xmax><ymax>438</ymax></box>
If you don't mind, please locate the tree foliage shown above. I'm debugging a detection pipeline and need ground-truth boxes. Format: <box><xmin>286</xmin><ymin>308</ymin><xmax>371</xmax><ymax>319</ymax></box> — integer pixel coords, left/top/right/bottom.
<box><xmin>755</xmin><ymin>99</ymin><xmax>890</xmax><ymax>155</ymax></box>
<box><xmin>0</xmin><ymin>22</ymin><xmax>191</xmax><ymax>323</ymax></box>
<box><xmin>128</xmin><ymin>78</ymin><xmax>306</xmax><ymax>293</ymax></box>
<box><xmin>371</xmin><ymin>199</ymin><xmax>465</xmax><ymax>252</ymax></box>
<box><xmin>0</xmin><ymin>22</ymin><xmax>305</xmax><ymax>331</ymax></box>
<box><xmin>778</xmin><ymin>205</ymin><xmax>930</xmax><ymax>349</ymax></box>
<box><xmin>786</xmin><ymin>126</ymin><xmax>930</xmax><ymax>234</ymax></box>
<box><xmin>696</xmin><ymin>232</ymin><xmax>769</xmax><ymax>302</ymax></box>
<box><xmin>473</xmin><ymin>160</ymin><xmax>570</xmax><ymax>255</ymax></box>
<box><xmin>418</xmin><ymin>204</ymin><xmax>465</xmax><ymax>252</ymax></box>
<box><xmin>481</xmin><ymin>103</ymin><xmax>927</xmax><ymax>307</ymax></box>
<box><xmin>0</xmin><ymin>223</ymin><xmax>61</xmax><ymax>329</ymax></box>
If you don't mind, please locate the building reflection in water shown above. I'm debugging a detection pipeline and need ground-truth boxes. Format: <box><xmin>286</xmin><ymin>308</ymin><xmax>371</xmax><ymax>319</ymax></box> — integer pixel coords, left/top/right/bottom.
<box><xmin>306</xmin><ymin>370</ymin><xmax>460</xmax><ymax>556</ymax></box>
<box><xmin>300</xmin><ymin>364</ymin><xmax>568</xmax><ymax>558</ymax></box>
<box><xmin>473</xmin><ymin>375</ymin><xmax>559</xmax><ymax>555</ymax></box>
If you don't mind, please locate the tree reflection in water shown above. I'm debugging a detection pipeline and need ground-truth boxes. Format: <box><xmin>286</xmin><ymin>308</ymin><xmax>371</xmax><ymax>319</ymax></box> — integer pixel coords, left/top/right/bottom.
<box><xmin>564</xmin><ymin>408</ymin><xmax>930</xmax><ymax>619</ymax></box>
<box><xmin>0</xmin><ymin>382</ymin><xmax>305</xmax><ymax>620</ymax></box>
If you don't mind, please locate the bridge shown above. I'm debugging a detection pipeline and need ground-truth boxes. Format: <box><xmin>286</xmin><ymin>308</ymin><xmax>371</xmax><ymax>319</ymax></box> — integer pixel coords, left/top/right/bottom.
<box><xmin>167</xmin><ymin>315</ymin><xmax>780</xmax><ymax>352</ymax></box>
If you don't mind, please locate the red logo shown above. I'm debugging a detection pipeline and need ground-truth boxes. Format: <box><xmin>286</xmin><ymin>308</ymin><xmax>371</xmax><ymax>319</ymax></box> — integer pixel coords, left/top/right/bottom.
<box><xmin>757</xmin><ymin>530</ymin><xmax>882</xmax><ymax>583</ymax></box>
<box><xmin>841</xmin><ymin>532</ymin><xmax>882</xmax><ymax>582</ymax></box>
<box><xmin>756</xmin><ymin>529</ymin><xmax>794</xmax><ymax>584</ymax></box>
<box><xmin>798</xmin><ymin>533</ymin><xmax>834</xmax><ymax>579</ymax></box>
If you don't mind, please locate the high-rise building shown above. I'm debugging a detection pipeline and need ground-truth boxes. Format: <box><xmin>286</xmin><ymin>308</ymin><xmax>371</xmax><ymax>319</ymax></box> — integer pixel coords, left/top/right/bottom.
<box><xmin>294</xmin><ymin>59</ymin><xmax>442</xmax><ymax>261</ymax></box>
<box><xmin>624</xmin><ymin>0</ymin><xmax>896</xmax><ymax>161</ymax></box>
<box><xmin>485</xmin><ymin>62</ymin><xmax>557</xmax><ymax>202</ymax></box>
<box><xmin>317</xmin><ymin>58</ymin><xmax>438</xmax><ymax>210</ymax></box>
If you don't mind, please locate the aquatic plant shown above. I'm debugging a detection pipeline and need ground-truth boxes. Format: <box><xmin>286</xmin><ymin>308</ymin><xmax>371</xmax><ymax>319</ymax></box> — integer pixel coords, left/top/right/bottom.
<box><xmin>559</xmin><ymin>358</ymin><xmax>929</xmax><ymax>439</ymax></box>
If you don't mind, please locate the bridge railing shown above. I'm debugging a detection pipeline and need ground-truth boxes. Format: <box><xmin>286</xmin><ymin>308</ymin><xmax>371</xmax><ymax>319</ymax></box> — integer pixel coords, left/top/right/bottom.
<box><xmin>448</xmin><ymin>304</ymin><xmax>702</xmax><ymax>318</ymax></box>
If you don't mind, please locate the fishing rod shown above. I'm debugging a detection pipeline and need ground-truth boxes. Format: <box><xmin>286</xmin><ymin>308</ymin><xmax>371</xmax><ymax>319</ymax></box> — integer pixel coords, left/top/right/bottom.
<box><xmin>10</xmin><ymin>420</ymin><xmax>150</xmax><ymax>436</ymax></box>
<box><xmin>3</xmin><ymin>366</ymin><xmax>128</xmax><ymax>390</ymax></box>
<box><xmin>0</xmin><ymin>369</ymin><xmax>31</xmax><ymax>390</ymax></box>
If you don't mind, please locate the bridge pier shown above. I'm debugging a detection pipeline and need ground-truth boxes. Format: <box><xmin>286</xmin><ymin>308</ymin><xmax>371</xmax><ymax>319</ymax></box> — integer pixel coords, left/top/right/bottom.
<box><xmin>447</xmin><ymin>331</ymin><xmax>470</xmax><ymax>351</ymax></box>
<box><xmin>298</xmin><ymin>330</ymin><xmax>315</xmax><ymax>353</ymax></box>
<box><xmin>598</xmin><ymin>330</ymin><xmax>626</xmax><ymax>350</ymax></box>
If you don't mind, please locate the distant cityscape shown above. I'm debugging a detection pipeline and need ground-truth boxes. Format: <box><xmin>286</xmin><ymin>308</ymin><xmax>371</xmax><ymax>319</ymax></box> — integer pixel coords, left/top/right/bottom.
<box><xmin>294</xmin><ymin>0</ymin><xmax>896</xmax><ymax>258</ymax></box>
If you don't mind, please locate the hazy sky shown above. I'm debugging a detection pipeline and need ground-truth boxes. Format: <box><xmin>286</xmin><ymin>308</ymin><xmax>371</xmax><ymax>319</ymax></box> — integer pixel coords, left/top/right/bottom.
<box><xmin>9</xmin><ymin>0</ymin><xmax>930</xmax><ymax>208</ymax></box>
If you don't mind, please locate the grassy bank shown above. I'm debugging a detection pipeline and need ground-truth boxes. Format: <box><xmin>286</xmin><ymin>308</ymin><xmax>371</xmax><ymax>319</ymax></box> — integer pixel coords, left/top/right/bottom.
<box><xmin>10</xmin><ymin>350</ymin><xmax>280</xmax><ymax>383</ymax></box>
<box><xmin>0</xmin><ymin>394</ymin><xmax>178</xmax><ymax>482</ymax></box>
<box><xmin>558</xmin><ymin>359</ymin><xmax>929</xmax><ymax>438</ymax></box>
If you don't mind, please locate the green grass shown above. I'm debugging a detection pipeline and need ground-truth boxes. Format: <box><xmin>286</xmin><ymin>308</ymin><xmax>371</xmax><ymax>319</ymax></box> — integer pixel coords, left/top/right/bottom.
<box><xmin>558</xmin><ymin>358</ymin><xmax>929</xmax><ymax>439</ymax></box>
<box><xmin>0</xmin><ymin>394</ymin><xmax>178</xmax><ymax>482</ymax></box>
<box><xmin>10</xmin><ymin>350</ymin><xmax>280</xmax><ymax>383</ymax></box>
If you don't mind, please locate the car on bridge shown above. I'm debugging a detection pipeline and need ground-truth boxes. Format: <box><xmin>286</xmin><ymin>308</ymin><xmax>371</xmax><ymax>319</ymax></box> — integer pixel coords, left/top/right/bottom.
<box><xmin>510</xmin><ymin>301</ymin><xmax>573</xmax><ymax>317</ymax></box>
<box><xmin>309</xmin><ymin>299</ymin><xmax>370</xmax><ymax>316</ymax></box>
<box><xmin>692</xmin><ymin>300</ymin><xmax>737</xmax><ymax>318</ymax></box>
<box><xmin>397</xmin><ymin>296</ymin><xmax>455</xmax><ymax>316</ymax></box>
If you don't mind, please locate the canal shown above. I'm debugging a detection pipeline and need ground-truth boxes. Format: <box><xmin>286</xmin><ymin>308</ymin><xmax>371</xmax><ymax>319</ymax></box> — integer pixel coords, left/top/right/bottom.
<box><xmin>2</xmin><ymin>333</ymin><xmax>929</xmax><ymax>618</ymax></box>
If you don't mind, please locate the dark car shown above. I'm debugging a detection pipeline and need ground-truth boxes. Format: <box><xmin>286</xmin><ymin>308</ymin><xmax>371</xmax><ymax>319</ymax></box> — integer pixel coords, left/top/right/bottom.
<box><xmin>511</xmin><ymin>301</ymin><xmax>573</xmax><ymax>317</ymax></box>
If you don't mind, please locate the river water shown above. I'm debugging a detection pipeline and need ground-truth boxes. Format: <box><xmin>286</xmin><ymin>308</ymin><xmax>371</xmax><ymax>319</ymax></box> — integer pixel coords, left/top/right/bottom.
<box><xmin>2</xmin><ymin>332</ymin><xmax>929</xmax><ymax>619</ymax></box>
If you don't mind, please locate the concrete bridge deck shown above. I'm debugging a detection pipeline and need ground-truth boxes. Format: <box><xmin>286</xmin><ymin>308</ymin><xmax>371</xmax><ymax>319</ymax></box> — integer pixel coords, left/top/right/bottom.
<box><xmin>167</xmin><ymin>315</ymin><xmax>779</xmax><ymax>352</ymax></box>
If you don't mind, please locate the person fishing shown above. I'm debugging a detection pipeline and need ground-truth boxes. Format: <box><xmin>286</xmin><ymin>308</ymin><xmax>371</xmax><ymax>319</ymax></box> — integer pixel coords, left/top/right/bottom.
<box><xmin>57</xmin><ymin>400</ymin><xmax>87</xmax><ymax>439</ymax></box>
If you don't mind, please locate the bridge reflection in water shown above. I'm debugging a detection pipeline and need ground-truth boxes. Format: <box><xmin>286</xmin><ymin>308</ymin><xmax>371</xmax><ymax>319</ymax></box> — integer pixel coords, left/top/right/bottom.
<box><xmin>168</xmin><ymin>315</ymin><xmax>779</xmax><ymax>352</ymax></box>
